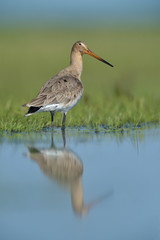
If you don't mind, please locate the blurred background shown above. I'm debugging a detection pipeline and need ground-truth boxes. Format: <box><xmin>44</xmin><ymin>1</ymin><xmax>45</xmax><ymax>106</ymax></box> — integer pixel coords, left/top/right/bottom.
<box><xmin>0</xmin><ymin>0</ymin><xmax>160</xmax><ymax>27</ymax></box>
<box><xmin>0</xmin><ymin>0</ymin><xmax>160</xmax><ymax>128</ymax></box>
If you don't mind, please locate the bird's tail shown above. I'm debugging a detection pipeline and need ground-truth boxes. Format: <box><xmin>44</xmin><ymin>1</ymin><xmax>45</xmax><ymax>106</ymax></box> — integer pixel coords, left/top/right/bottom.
<box><xmin>23</xmin><ymin>106</ymin><xmax>41</xmax><ymax>116</ymax></box>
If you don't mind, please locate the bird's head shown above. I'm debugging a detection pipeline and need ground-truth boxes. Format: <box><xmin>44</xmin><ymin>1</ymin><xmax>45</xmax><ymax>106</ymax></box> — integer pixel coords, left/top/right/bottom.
<box><xmin>72</xmin><ymin>41</ymin><xmax>113</xmax><ymax>67</ymax></box>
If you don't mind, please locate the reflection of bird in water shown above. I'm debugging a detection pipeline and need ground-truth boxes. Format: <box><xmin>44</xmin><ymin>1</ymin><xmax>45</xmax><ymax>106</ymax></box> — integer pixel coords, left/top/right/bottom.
<box><xmin>27</xmin><ymin>130</ymin><xmax>112</xmax><ymax>217</ymax></box>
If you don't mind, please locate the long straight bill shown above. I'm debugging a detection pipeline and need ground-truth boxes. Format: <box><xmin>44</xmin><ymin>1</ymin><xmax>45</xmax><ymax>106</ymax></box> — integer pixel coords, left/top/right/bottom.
<box><xmin>84</xmin><ymin>49</ymin><xmax>113</xmax><ymax>67</ymax></box>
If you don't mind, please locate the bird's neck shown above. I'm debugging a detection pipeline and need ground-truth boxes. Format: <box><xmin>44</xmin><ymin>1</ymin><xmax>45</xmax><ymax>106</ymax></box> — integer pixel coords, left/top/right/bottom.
<box><xmin>69</xmin><ymin>50</ymin><xmax>83</xmax><ymax>80</ymax></box>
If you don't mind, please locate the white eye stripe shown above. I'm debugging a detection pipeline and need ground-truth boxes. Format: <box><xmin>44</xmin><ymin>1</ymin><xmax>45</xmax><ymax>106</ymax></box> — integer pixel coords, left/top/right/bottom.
<box><xmin>79</xmin><ymin>42</ymin><xmax>86</xmax><ymax>48</ymax></box>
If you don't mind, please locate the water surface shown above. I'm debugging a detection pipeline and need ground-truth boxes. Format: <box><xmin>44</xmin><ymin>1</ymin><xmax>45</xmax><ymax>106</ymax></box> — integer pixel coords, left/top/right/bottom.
<box><xmin>0</xmin><ymin>127</ymin><xmax>160</xmax><ymax>240</ymax></box>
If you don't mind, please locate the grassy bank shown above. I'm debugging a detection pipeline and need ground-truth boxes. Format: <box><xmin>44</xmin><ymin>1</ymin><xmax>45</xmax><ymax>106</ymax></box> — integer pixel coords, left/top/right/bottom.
<box><xmin>0</xmin><ymin>27</ymin><xmax>160</xmax><ymax>132</ymax></box>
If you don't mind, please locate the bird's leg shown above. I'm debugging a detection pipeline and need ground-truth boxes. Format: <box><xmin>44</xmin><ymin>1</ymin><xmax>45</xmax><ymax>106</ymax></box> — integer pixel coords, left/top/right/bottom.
<box><xmin>61</xmin><ymin>128</ymin><xmax>66</xmax><ymax>148</ymax></box>
<box><xmin>50</xmin><ymin>111</ymin><xmax>55</xmax><ymax>127</ymax></box>
<box><xmin>61</xmin><ymin>113</ymin><xmax>66</xmax><ymax>130</ymax></box>
<box><xmin>50</xmin><ymin>128</ymin><xmax>56</xmax><ymax>149</ymax></box>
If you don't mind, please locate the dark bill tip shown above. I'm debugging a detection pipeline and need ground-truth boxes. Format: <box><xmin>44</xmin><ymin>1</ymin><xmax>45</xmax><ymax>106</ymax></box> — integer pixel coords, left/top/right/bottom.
<box><xmin>101</xmin><ymin>59</ymin><xmax>114</xmax><ymax>67</ymax></box>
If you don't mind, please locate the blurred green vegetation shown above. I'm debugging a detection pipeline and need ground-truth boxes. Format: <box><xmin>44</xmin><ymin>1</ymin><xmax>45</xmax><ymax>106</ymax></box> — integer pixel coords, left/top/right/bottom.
<box><xmin>0</xmin><ymin>27</ymin><xmax>160</xmax><ymax>132</ymax></box>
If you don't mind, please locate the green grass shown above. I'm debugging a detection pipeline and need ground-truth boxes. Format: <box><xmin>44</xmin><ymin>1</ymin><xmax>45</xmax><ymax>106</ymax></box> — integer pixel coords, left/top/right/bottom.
<box><xmin>0</xmin><ymin>27</ymin><xmax>160</xmax><ymax>132</ymax></box>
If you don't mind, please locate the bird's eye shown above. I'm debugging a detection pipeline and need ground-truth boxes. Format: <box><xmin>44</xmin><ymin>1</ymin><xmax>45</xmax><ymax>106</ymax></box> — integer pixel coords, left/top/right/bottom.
<box><xmin>79</xmin><ymin>43</ymin><xmax>81</xmax><ymax>46</ymax></box>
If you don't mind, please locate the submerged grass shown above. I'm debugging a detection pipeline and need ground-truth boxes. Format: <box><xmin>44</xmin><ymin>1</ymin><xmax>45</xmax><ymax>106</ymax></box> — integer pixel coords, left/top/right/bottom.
<box><xmin>0</xmin><ymin>27</ymin><xmax>160</xmax><ymax>132</ymax></box>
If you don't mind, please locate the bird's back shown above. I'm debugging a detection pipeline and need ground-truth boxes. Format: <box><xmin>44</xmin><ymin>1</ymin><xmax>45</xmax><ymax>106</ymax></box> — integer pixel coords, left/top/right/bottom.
<box><xmin>23</xmin><ymin>70</ymin><xmax>83</xmax><ymax>109</ymax></box>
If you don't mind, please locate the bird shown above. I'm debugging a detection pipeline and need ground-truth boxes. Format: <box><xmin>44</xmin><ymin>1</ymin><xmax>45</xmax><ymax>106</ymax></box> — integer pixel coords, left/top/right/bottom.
<box><xmin>22</xmin><ymin>41</ymin><xmax>113</xmax><ymax>130</ymax></box>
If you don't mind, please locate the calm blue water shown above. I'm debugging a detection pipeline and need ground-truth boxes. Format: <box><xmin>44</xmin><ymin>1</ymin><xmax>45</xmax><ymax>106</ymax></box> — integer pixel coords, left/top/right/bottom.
<box><xmin>0</xmin><ymin>127</ymin><xmax>160</xmax><ymax>240</ymax></box>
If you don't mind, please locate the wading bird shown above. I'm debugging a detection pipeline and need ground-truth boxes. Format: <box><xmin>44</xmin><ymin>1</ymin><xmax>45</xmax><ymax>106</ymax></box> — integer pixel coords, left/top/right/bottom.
<box><xmin>22</xmin><ymin>41</ymin><xmax>113</xmax><ymax>129</ymax></box>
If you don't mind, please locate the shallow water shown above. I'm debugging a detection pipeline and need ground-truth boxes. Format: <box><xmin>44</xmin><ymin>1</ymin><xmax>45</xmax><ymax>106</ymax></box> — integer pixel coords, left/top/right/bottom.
<box><xmin>0</xmin><ymin>127</ymin><xmax>160</xmax><ymax>240</ymax></box>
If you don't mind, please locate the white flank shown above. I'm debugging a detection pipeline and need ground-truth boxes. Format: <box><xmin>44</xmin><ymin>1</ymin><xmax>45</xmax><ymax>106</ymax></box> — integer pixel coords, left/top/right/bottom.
<box><xmin>38</xmin><ymin>104</ymin><xmax>59</xmax><ymax>112</ymax></box>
